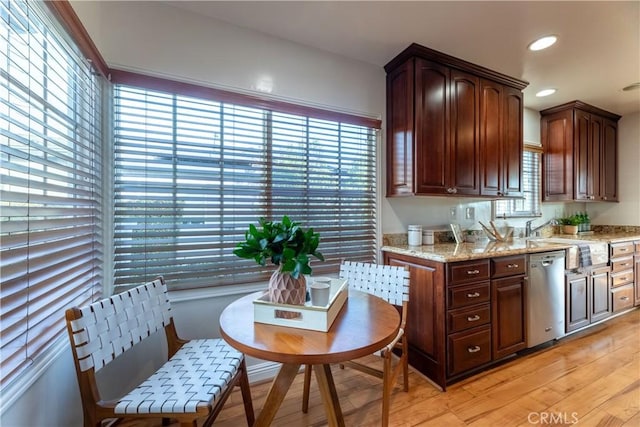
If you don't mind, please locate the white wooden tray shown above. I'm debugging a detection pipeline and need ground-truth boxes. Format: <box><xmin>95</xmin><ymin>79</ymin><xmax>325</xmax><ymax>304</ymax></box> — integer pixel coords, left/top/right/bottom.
<box><xmin>253</xmin><ymin>278</ymin><xmax>348</xmax><ymax>332</ymax></box>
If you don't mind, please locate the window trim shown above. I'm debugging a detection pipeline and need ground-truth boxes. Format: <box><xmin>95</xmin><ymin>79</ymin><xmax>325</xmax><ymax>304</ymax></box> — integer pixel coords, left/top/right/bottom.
<box><xmin>110</xmin><ymin>69</ymin><xmax>382</xmax><ymax>130</ymax></box>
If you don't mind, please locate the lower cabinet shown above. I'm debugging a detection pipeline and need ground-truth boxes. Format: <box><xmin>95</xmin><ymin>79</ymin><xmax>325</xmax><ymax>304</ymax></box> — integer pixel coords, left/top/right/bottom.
<box><xmin>383</xmin><ymin>251</ymin><xmax>526</xmax><ymax>389</ymax></box>
<box><xmin>491</xmin><ymin>275</ymin><xmax>527</xmax><ymax>359</ymax></box>
<box><xmin>634</xmin><ymin>241</ymin><xmax>640</xmax><ymax>306</ymax></box>
<box><xmin>566</xmin><ymin>265</ymin><xmax>611</xmax><ymax>333</ymax></box>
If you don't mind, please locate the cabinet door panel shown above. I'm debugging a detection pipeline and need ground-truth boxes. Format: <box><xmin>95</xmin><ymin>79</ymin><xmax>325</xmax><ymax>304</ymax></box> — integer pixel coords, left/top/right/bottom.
<box><xmin>589</xmin><ymin>114</ymin><xmax>603</xmax><ymax>200</ymax></box>
<box><xmin>386</xmin><ymin>60</ymin><xmax>415</xmax><ymax>196</ymax></box>
<box><xmin>503</xmin><ymin>87</ymin><xmax>523</xmax><ymax>196</ymax></box>
<box><xmin>542</xmin><ymin>110</ymin><xmax>573</xmax><ymax>201</ymax></box>
<box><xmin>574</xmin><ymin>109</ymin><xmax>590</xmax><ymax>200</ymax></box>
<box><xmin>634</xmin><ymin>254</ymin><xmax>640</xmax><ymax>306</ymax></box>
<box><xmin>415</xmin><ymin>59</ymin><xmax>449</xmax><ymax>194</ymax></box>
<box><xmin>601</xmin><ymin>118</ymin><xmax>618</xmax><ymax>201</ymax></box>
<box><xmin>480</xmin><ymin>79</ymin><xmax>502</xmax><ymax>196</ymax></box>
<box><xmin>450</xmin><ymin>70</ymin><xmax>480</xmax><ymax>195</ymax></box>
<box><xmin>566</xmin><ymin>273</ymin><xmax>589</xmax><ymax>332</ymax></box>
<box><xmin>492</xmin><ymin>276</ymin><xmax>527</xmax><ymax>359</ymax></box>
<box><xmin>590</xmin><ymin>266</ymin><xmax>611</xmax><ymax>323</ymax></box>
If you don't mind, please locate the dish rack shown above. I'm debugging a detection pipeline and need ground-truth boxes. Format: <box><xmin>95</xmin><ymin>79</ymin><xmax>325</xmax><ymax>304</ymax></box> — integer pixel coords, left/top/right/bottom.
<box><xmin>479</xmin><ymin>221</ymin><xmax>514</xmax><ymax>242</ymax></box>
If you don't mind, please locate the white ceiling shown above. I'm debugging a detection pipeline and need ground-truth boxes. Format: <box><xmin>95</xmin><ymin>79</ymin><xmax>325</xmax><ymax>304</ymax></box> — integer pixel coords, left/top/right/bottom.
<box><xmin>165</xmin><ymin>1</ymin><xmax>640</xmax><ymax>116</ymax></box>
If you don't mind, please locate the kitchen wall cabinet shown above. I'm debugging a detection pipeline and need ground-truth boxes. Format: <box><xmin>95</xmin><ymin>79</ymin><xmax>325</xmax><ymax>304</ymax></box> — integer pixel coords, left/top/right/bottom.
<box><xmin>541</xmin><ymin>101</ymin><xmax>621</xmax><ymax>202</ymax></box>
<box><xmin>385</xmin><ymin>43</ymin><xmax>527</xmax><ymax>198</ymax></box>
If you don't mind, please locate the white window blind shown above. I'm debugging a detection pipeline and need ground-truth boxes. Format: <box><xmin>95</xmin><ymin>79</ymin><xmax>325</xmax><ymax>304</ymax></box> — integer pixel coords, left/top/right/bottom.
<box><xmin>0</xmin><ymin>0</ymin><xmax>103</xmax><ymax>388</ymax></box>
<box><xmin>113</xmin><ymin>85</ymin><xmax>377</xmax><ymax>290</ymax></box>
<box><xmin>494</xmin><ymin>148</ymin><xmax>541</xmax><ymax>218</ymax></box>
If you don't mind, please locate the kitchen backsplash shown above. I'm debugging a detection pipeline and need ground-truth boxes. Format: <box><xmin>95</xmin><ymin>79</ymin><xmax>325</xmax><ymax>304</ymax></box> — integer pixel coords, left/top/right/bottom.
<box><xmin>383</xmin><ymin>224</ymin><xmax>640</xmax><ymax>246</ymax></box>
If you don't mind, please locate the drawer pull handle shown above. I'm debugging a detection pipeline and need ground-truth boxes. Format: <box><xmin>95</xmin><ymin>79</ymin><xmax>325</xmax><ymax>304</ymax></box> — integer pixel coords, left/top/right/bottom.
<box><xmin>467</xmin><ymin>292</ymin><xmax>481</xmax><ymax>298</ymax></box>
<box><xmin>467</xmin><ymin>346</ymin><xmax>481</xmax><ymax>353</ymax></box>
<box><xmin>619</xmin><ymin>248</ymin><xmax>629</xmax><ymax>252</ymax></box>
<box><xmin>620</xmin><ymin>296</ymin><xmax>630</xmax><ymax>301</ymax></box>
<box><xmin>467</xmin><ymin>315</ymin><xmax>481</xmax><ymax>322</ymax></box>
<box><xmin>467</xmin><ymin>270</ymin><xmax>480</xmax><ymax>275</ymax></box>
<box><xmin>507</xmin><ymin>264</ymin><xmax>519</xmax><ymax>268</ymax></box>
<box><xmin>620</xmin><ymin>263</ymin><xmax>630</xmax><ymax>267</ymax></box>
<box><xmin>619</xmin><ymin>277</ymin><xmax>628</xmax><ymax>282</ymax></box>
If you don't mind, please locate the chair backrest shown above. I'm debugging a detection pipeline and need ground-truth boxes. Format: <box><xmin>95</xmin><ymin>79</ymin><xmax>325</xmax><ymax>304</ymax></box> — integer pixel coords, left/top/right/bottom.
<box><xmin>66</xmin><ymin>277</ymin><xmax>172</xmax><ymax>373</ymax></box>
<box><xmin>339</xmin><ymin>261</ymin><xmax>410</xmax><ymax>306</ymax></box>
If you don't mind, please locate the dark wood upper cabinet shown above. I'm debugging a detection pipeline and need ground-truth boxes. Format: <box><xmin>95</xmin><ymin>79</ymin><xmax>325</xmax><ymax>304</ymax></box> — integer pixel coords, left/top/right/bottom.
<box><xmin>541</xmin><ymin>101</ymin><xmax>621</xmax><ymax>202</ymax></box>
<box><xmin>414</xmin><ymin>59</ymin><xmax>449</xmax><ymax>194</ymax></box>
<box><xmin>385</xmin><ymin>43</ymin><xmax>528</xmax><ymax>197</ymax></box>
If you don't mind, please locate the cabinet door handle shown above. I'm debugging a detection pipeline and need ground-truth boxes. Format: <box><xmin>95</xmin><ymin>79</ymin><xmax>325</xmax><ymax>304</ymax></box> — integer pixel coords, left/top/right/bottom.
<box><xmin>467</xmin><ymin>270</ymin><xmax>480</xmax><ymax>275</ymax></box>
<box><xmin>507</xmin><ymin>264</ymin><xmax>519</xmax><ymax>268</ymax></box>
<box><xmin>467</xmin><ymin>345</ymin><xmax>481</xmax><ymax>353</ymax></box>
<box><xmin>620</xmin><ymin>296</ymin><xmax>629</xmax><ymax>301</ymax></box>
<box><xmin>467</xmin><ymin>292</ymin><xmax>481</xmax><ymax>298</ymax></box>
<box><xmin>467</xmin><ymin>315</ymin><xmax>481</xmax><ymax>322</ymax></box>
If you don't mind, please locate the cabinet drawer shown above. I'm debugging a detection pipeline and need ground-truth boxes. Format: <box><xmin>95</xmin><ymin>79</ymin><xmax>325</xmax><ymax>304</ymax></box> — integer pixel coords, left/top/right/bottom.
<box><xmin>611</xmin><ymin>270</ymin><xmax>634</xmax><ymax>288</ymax></box>
<box><xmin>448</xmin><ymin>282</ymin><xmax>491</xmax><ymax>309</ymax></box>
<box><xmin>491</xmin><ymin>255</ymin><xmax>526</xmax><ymax>278</ymax></box>
<box><xmin>611</xmin><ymin>256</ymin><xmax>634</xmax><ymax>273</ymax></box>
<box><xmin>447</xmin><ymin>303</ymin><xmax>491</xmax><ymax>333</ymax></box>
<box><xmin>448</xmin><ymin>260</ymin><xmax>490</xmax><ymax>285</ymax></box>
<box><xmin>611</xmin><ymin>285</ymin><xmax>634</xmax><ymax>312</ymax></box>
<box><xmin>448</xmin><ymin>325</ymin><xmax>491</xmax><ymax>376</ymax></box>
<box><xmin>610</xmin><ymin>242</ymin><xmax>634</xmax><ymax>258</ymax></box>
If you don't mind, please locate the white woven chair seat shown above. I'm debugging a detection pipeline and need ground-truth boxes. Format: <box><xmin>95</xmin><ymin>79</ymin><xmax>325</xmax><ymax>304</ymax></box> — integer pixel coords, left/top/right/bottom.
<box><xmin>115</xmin><ymin>338</ymin><xmax>242</xmax><ymax>415</ymax></box>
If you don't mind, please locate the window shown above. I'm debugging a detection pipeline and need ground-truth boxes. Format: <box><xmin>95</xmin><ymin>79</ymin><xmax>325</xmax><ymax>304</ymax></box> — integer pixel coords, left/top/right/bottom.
<box><xmin>494</xmin><ymin>147</ymin><xmax>542</xmax><ymax>218</ymax></box>
<box><xmin>113</xmin><ymin>81</ymin><xmax>378</xmax><ymax>291</ymax></box>
<box><xmin>0</xmin><ymin>1</ymin><xmax>104</xmax><ymax>388</ymax></box>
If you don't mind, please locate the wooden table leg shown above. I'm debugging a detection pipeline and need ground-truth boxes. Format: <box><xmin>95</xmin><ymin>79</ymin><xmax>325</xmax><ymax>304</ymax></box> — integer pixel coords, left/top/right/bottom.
<box><xmin>254</xmin><ymin>363</ymin><xmax>301</xmax><ymax>427</ymax></box>
<box><xmin>313</xmin><ymin>364</ymin><xmax>346</xmax><ymax>427</ymax></box>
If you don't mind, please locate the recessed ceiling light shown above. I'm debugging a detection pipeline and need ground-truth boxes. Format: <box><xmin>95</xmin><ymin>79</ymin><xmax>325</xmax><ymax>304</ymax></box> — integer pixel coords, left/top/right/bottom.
<box><xmin>622</xmin><ymin>82</ymin><xmax>640</xmax><ymax>91</ymax></box>
<box><xmin>536</xmin><ymin>89</ymin><xmax>556</xmax><ymax>97</ymax></box>
<box><xmin>528</xmin><ymin>35</ymin><xmax>558</xmax><ymax>51</ymax></box>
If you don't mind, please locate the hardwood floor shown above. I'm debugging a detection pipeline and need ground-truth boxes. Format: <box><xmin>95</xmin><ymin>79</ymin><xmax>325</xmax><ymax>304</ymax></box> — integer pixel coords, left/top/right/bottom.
<box><xmin>119</xmin><ymin>309</ymin><xmax>639</xmax><ymax>426</ymax></box>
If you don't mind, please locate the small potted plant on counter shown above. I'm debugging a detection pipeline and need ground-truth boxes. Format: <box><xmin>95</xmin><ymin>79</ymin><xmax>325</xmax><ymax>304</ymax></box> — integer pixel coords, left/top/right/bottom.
<box><xmin>559</xmin><ymin>215</ymin><xmax>581</xmax><ymax>235</ymax></box>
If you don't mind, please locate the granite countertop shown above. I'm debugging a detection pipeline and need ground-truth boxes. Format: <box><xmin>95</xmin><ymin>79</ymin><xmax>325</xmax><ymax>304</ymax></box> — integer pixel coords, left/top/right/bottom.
<box><xmin>381</xmin><ymin>232</ymin><xmax>640</xmax><ymax>263</ymax></box>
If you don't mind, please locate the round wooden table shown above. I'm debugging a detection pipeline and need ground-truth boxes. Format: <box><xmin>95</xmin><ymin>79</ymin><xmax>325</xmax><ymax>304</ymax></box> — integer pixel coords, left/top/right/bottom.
<box><xmin>219</xmin><ymin>289</ymin><xmax>401</xmax><ymax>427</ymax></box>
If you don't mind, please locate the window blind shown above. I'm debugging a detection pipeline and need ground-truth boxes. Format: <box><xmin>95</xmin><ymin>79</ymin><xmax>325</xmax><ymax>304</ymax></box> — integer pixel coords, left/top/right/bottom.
<box><xmin>113</xmin><ymin>85</ymin><xmax>377</xmax><ymax>290</ymax></box>
<box><xmin>0</xmin><ymin>0</ymin><xmax>103</xmax><ymax>388</ymax></box>
<box><xmin>494</xmin><ymin>149</ymin><xmax>541</xmax><ymax>218</ymax></box>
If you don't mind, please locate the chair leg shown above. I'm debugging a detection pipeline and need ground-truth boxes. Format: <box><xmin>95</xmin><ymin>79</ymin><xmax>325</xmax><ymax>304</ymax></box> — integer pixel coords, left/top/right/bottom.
<box><xmin>302</xmin><ymin>364</ymin><xmax>312</xmax><ymax>413</ymax></box>
<box><xmin>381</xmin><ymin>355</ymin><xmax>392</xmax><ymax>427</ymax></box>
<box><xmin>238</xmin><ymin>359</ymin><xmax>255</xmax><ymax>426</ymax></box>
<box><xmin>402</xmin><ymin>339</ymin><xmax>409</xmax><ymax>392</ymax></box>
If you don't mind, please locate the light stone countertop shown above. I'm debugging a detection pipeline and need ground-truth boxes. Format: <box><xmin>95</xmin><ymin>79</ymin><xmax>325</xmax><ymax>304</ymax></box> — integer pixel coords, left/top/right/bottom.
<box><xmin>381</xmin><ymin>232</ymin><xmax>640</xmax><ymax>263</ymax></box>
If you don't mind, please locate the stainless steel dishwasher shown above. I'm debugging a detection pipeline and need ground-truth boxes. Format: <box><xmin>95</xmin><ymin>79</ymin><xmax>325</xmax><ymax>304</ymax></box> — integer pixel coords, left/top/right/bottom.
<box><xmin>527</xmin><ymin>251</ymin><xmax>566</xmax><ymax>348</ymax></box>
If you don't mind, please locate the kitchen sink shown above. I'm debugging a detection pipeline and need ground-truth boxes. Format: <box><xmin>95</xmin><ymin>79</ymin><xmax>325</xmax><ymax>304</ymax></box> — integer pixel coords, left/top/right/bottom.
<box><xmin>528</xmin><ymin>237</ymin><xmax>609</xmax><ymax>269</ymax></box>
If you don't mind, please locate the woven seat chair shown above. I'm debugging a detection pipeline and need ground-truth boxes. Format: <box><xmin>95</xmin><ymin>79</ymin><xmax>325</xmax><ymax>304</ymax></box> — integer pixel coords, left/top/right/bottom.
<box><xmin>302</xmin><ymin>261</ymin><xmax>411</xmax><ymax>427</ymax></box>
<box><xmin>65</xmin><ymin>276</ymin><xmax>254</xmax><ymax>427</ymax></box>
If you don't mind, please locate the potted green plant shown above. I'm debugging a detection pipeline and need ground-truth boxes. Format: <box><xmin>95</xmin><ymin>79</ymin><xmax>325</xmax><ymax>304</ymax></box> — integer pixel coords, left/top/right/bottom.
<box><xmin>234</xmin><ymin>215</ymin><xmax>324</xmax><ymax>306</ymax></box>
<box><xmin>559</xmin><ymin>215</ymin><xmax>580</xmax><ymax>235</ymax></box>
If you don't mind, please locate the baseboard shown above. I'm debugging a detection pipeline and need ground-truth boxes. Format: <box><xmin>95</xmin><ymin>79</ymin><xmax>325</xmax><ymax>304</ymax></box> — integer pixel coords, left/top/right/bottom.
<box><xmin>247</xmin><ymin>361</ymin><xmax>281</xmax><ymax>384</ymax></box>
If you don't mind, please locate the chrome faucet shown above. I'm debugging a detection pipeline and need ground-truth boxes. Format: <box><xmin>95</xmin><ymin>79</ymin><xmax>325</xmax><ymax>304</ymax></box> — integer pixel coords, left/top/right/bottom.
<box><xmin>525</xmin><ymin>218</ymin><xmax>556</xmax><ymax>237</ymax></box>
